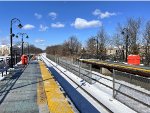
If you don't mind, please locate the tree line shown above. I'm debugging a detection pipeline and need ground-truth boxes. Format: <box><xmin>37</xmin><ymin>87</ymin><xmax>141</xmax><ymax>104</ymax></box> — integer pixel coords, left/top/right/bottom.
<box><xmin>46</xmin><ymin>36</ymin><xmax>82</xmax><ymax>57</ymax></box>
<box><xmin>45</xmin><ymin>17</ymin><xmax>150</xmax><ymax>65</ymax></box>
<box><xmin>24</xmin><ymin>45</ymin><xmax>43</xmax><ymax>55</ymax></box>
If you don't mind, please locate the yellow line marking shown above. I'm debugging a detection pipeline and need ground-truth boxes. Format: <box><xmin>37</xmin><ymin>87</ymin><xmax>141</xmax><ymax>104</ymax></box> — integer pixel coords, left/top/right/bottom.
<box><xmin>39</xmin><ymin>61</ymin><xmax>74</xmax><ymax>113</ymax></box>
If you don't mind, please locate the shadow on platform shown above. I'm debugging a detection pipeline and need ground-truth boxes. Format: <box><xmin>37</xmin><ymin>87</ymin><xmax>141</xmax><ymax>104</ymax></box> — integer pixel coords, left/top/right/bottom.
<box><xmin>0</xmin><ymin>70</ymin><xmax>23</xmax><ymax>104</ymax></box>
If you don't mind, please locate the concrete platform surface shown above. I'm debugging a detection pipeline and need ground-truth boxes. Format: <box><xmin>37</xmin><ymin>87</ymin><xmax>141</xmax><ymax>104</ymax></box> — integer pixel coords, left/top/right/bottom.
<box><xmin>0</xmin><ymin>61</ymin><xmax>42</xmax><ymax>113</ymax></box>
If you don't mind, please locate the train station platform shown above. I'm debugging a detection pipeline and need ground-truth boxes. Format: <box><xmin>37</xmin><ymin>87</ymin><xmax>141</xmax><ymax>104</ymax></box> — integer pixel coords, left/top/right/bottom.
<box><xmin>0</xmin><ymin>60</ymin><xmax>74</xmax><ymax>113</ymax></box>
<box><xmin>79</xmin><ymin>59</ymin><xmax>150</xmax><ymax>77</ymax></box>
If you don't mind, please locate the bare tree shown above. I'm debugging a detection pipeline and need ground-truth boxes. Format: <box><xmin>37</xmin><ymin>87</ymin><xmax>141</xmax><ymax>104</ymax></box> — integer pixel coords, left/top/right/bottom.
<box><xmin>116</xmin><ymin>23</ymin><xmax>127</xmax><ymax>48</ymax></box>
<box><xmin>86</xmin><ymin>36</ymin><xmax>97</xmax><ymax>55</ymax></box>
<box><xmin>66</xmin><ymin>36</ymin><xmax>82</xmax><ymax>55</ymax></box>
<box><xmin>62</xmin><ymin>41</ymin><xmax>70</xmax><ymax>56</ymax></box>
<box><xmin>127</xmin><ymin>18</ymin><xmax>141</xmax><ymax>54</ymax></box>
<box><xmin>29</xmin><ymin>45</ymin><xmax>43</xmax><ymax>54</ymax></box>
<box><xmin>113</xmin><ymin>33</ymin><xmax>123</xmax><ymax>49</ymax></box>
<box><xmin>112</xmin><ymin>33</ymin><xmax>125</xmax><ymax>61</ymax></box>
<box><xmin>118</xmin><ymin>18</ymin><xmax>141</xmax><ymax>55</ymax></box>
<box><xmin>97</xmin><ymin>27</ymin><xmax>108</xmax><ymax>60</ymax></box>
<box><xmin>143</xmin><ymin>21</ymin><xmax>150</xmax><ymax>65</ymax></box>
<box><xmin>46</xmin><ymin>44</ymin><xmax>63</xmax><ymax>56</ymax></box>
<box><xmin>46</xmin><ymin>36</ymin><xmax>81</xmax><ymax>57</ymax></box>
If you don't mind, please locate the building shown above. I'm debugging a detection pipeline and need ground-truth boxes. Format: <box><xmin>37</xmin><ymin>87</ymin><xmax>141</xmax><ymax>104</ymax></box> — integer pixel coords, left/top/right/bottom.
<box><xmin>0</xmin><ymin>45</ymin><xmax>10</xmax><ymax>56</ymax></box>
<box><xmin>0</xmin><ymin>44</ymin><xmax>22</xmax><ymax>56</ymax></box>
<box><xmin>106</xmin><ymin>47</ymin><xmax>118</xmax><ymax>56</ymax></box>
<box><xmin>106</xmin><ymin>46</ymin><xmax>125</xmax><ymax>61</ymax></box>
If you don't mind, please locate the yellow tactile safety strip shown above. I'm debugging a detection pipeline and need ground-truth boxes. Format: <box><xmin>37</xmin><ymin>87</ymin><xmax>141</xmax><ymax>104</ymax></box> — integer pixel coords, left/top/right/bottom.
<box><xmin>39</xmin><ymin>61</ymin><xmax>74</xmax><ymax>113</ymax></box>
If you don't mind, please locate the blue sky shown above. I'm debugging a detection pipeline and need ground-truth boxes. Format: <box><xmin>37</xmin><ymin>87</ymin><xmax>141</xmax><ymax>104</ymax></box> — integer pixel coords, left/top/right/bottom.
<box><xmin>0</xmin><ymin>1</ymin><xmax>150</xmax><ymax>49</ymax></box>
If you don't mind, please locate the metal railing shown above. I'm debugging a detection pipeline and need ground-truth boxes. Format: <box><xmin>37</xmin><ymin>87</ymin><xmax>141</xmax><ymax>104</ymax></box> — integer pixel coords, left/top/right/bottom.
<box><xmin>47</xmin><ymin>55</ymin><xmax>150</xmax><ymax>113</ymax></box>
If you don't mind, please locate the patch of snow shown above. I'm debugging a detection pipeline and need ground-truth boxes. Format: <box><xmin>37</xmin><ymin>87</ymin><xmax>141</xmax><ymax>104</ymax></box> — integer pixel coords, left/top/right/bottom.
<box><xmin>0</xmin><ymin>74</ymin><xmax>5</xmax><ymax>81</ymax></box>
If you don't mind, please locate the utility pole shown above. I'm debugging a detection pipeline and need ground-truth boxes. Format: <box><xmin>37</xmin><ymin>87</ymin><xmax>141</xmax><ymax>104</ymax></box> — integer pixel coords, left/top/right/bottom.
<box><xmin>122</xmin><ymin>28</ymin><xmax>129</xmax><ymax>62</ymax></box>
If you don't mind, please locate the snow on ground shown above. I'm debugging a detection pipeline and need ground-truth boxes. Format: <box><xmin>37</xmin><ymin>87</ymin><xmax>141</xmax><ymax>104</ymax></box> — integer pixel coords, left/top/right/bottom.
<box><xmin>0</xmin><ymin>71</ymin><xmax>10</xmax><ymax>81</ymax></box>
<box><xmin>16</xmin><ymin>61</ymin><xmax>22</xmax><ymax>65</ymax></box>
<box><xmin>91</xmin><ymin>71</ymin><xmax>150</xmax><ymax>95</ymax></box>
<box><xmin>0</xmin><ymin>74</ymin><xmax>5</xmax><ymax>81</ymax></box>
<box><xmin>41</xmin><ymin>54</ymin><xmax>137</xmax><ymax>113</ymax></box>
<box><xmin>115</xmin><ymin>86</ymin><xmax>150</xmax><ymax>113</ymax></box>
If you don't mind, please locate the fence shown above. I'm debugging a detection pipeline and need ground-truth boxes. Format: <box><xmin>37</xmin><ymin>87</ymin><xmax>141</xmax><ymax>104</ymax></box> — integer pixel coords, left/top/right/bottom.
<box><xmin>113</xmin><ymin>70</ymin><xmax>150</xmax><ymax>113</ymax></box>
<box><xmin>47</xmin><ymin>55</ymin><xmax>150</xmax><ymax>113</ymax></box>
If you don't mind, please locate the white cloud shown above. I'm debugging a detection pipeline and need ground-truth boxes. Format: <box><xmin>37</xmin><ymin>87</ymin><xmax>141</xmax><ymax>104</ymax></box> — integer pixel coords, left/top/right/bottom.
<box><xmin>48</xmin><ymin>12</ymin><xmax>57</xmax><ymax>20</ymax></box>
<box><xmin>39</xmin><ymin>24</ymin><xmax>48</xmax><ymax>31</ymax></box>
<box><xmin>51</xmin><ymin>22</ymin><xmax>65</xmax><ymax>28</ymax></box>
<box><xmin>93</xmin><ymin>9</ymin><xmax>116</xmax><ymax>19</ymax></box>
<box><xmin>22</xmin><ymin>24</ymin><xmax>35</xmax><ymax>30</ymax></box>
<box><xmin>34</xmin><ymin>13</ymin><xmax>42</xmax><ymax>19</ymax></box>
<box><xmin>35</xmin><ymin>39</ymin><xmax>45</xmax><ymax>43</ymax></box>
<box><xmin>71</xmin><ymin>18</ymin><xmax>102</xmax><ymax>29</ymax></box>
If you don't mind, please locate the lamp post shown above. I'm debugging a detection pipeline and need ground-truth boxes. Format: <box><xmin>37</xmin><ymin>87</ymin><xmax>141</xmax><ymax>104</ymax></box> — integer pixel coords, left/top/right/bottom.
<box><xmin>24</xmin><ymin>42</ymin><xmax>30</xmax><ymax>57</ymax></box>
<box><xmin>16</xmin><ymin>33</ymin><xmax>29</xmax><ymax>56</ymax></box>
<box><xmin>121</xmin><ymin>28</ymin><xmax>129</xmax><ymax>62</ymax></box>
<box><xmin>28</xmin><ymin>43</ymin><xmax>30</xmax><ymax>58</ymax></box>
<box><xmin>13</xmin><ymin>49</ymin><xmax>17</xmax><ymax>65</ymax></box>
<box><xmin>93</xmin><ymin>36</ymin><xmax>99</xmax><ymax>59</ymax></box>
<box><xmin>10</xmin><ymin>18</ymin><xmax>23</xmax><ymax>68</ymax></box>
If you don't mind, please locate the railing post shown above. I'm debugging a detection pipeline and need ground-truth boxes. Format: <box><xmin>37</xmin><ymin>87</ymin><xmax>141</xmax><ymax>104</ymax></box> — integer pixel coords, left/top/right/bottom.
<box><xmin>90</xmin><ymin>64</ymin><xmax>92</xmax><ymax>84</ymax></box>
<box><xmin>130</xmin><ymin>73</ymin><xmax>132</xmax><ymax>83</ymax></box>
<box><xmin>68</xmin><ymin>61</ymin><xmax>70</xmax><ymax>71</ymax></box>
<box><xmin>79</xmin><ymin>61</ymin><xmax>81</xmax><ymax>78</ymax></box>
<box><xmin>55</xmin><ymin>57</ymin><xmax>57</xmax><ymax>65</ymax></box>
<box><xmin>73</xmin><ymin>58</ymin><xmax>74</xmax><ymax>64</ymax></box>
<box><xmin>66</xmin><ymin>60</ymin><xmax>67</xmax><ymax>70</ymax></box>
<box><xmin>58</xmin><ymin>57</ymin><xmax>59</xmax><ymax>64</ymax></box>
<box><xmin>63</xmin><ymin>60</ymin><xmax>65</xmax><ymax>68</ymax></box>
<box><xmin>100</xmin><ymin>67</ymin><xmax>102</xmax><ymax>74</ymax></box>
<box><xmin>56</xmin><ymin>57</ymin><xmax>58</xmax><ymax>64</ymax></box>
<box><xmin>113</xmin><ymin>69</ymin><xmax>115</xmax><ymax>98</ymax></box>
